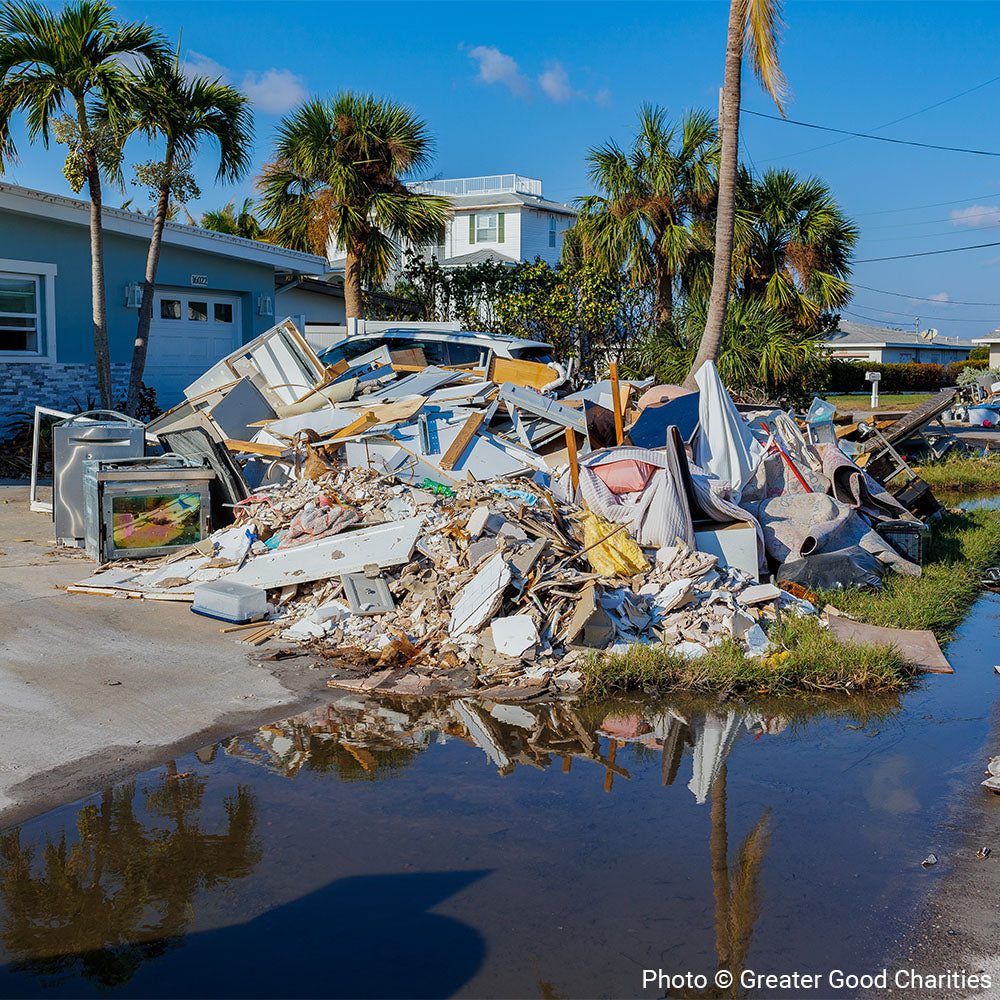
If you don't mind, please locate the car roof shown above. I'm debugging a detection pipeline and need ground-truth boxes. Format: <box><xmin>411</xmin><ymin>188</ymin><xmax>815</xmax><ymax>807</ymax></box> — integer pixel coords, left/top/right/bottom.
<box><xmin>333</xmin><ymin>328</ymin><xmax>553</xmax><ymax>351</ymax></box>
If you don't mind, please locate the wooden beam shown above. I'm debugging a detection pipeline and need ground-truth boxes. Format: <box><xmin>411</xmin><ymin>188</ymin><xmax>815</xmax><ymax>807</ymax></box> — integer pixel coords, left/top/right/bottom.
<box><xmin>327</xmin><ymin>411</ymin><xmax>379</xmax><ymax>440</ymax></box>
<box><xmin>609</xmin><ymin>362</ymin><xmax>624</xmax><ymax>445</ymax></box>
<box><xmin>565</xmin><ymin>427</ymin><xmax>579</xmax><ymax>492</ymax></box>
<box><xmin>487</xmin><ymin>355</ymin><xmax>555</xmax><ymax>390</ymax></box>
<box><xmin>224</xmin><ymin>438</ymin><xmax>286</xmax><ymax>457</ymax></box>
<box><xmin>439</xmin><ymin>411</ymin><xmax>485</xmax><ymax>470</ymax></box>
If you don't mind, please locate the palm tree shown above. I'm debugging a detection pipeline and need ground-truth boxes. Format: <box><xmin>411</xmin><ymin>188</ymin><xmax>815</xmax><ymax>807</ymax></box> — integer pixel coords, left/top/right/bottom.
<box><xmin>200</xmin><ymin>197</ymin><xmax>264</xmax><ymax>240</ymax></box>
<box><xmin>684</xmin><ymin>0</ymin><xmax>787</xmax><ymax>390</ymax></box>
<box><xmin>108</xmin><ymin>55</ymin><xmax>252</xmax><ymax>416</ymax></box>
<box><xmin>573</xmin><ymin>105</ymin><xmax>719</xmax><ymax>327</ymax></box>
<box><xmin>732</xmin><ymin>166</ymin><xmax>857</xmax><ymax>327</ymax></box>
<box><xmin>257</xmin><ymin>92</ymin><xmax>451</xmax><ymax>318</ymax></box>
<box><xmin>0</xmin><ymin>0</ymin><xmax>166</xmax><ymax>408</ymax></box>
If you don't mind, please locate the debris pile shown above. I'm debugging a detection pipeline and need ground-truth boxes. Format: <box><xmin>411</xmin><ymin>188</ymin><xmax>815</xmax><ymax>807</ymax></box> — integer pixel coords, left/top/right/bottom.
<box><xmin>52</xmin><ymin>316</ymin><xmax>953</xmax><ymax>695</ymax></box>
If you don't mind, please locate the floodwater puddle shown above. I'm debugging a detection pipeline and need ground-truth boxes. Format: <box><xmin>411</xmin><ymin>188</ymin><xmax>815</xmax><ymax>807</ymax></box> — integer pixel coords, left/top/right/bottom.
<box><xmin>1</xmin><ymin>595</ymin><xmax>999</xmax><ymax>999</ymax></box>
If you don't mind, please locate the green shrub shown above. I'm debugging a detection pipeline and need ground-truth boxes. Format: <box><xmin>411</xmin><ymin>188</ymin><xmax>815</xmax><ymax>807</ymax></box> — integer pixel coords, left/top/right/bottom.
<box><xmin>822</xmin><ymin>359</ymin><xmax>949</xmax><ymax>394</ymax></box>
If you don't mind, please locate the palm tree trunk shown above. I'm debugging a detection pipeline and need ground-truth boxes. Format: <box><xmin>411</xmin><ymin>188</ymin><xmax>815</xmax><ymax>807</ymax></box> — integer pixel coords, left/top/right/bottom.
<box><xmin>344</xmin><ymin>246</ymin><xmax>364</xmax><ymax>320</ymax></box>
<box><xmin>709</xmin><ymin>763</ymin><xmax>732</xmax><ymax>974</ymax></box>
<box><xmin>84</xmin><ymin>151</ymin><xmax>113</xmax><ymax>409</ymax></box>
<box><xmin>684</xmin><ymin>0</ymin><xmax>744</xmax><ymax>390</ymax></box>
<box><xmin>126</xmin><ymin>168</ymin><xmax>172</xmax><ymax>416</ymax></box>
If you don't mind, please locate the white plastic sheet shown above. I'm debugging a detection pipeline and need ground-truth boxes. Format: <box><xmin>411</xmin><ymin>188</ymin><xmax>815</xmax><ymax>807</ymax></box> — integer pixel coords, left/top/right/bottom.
<box><xmin>692</xmin><ymin>361</ymin><xmax>764</xmax><ymax>498</ymax></box>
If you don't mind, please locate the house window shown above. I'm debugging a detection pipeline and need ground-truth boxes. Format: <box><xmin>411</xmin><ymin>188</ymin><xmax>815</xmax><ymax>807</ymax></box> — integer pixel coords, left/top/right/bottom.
<box><xmin>160</xmin><ymin>299</ymin><xmax>182</xmax><ymax>320</ymax></box>
<box><xmin>549</xmin><ymin>217</ymin><xmax>557</xmax><ymax>248</ymax></box>
<box><xmin>0</xmin><ymin>272</ymin><xmax>39</xmax><ymax>352</ymax></box>
<box><xmin>476</xmin><ymin>213</ymin><xmax>498</xmax><ymax>243</ymax></box>
<box><xmin>188</xmin><ymin>300</ymin><xmax>208</xmax><ymax>322</ymax></box>
<box><xmin>214</xmin><ymin>303</ymin><xmax>233</xmax><ymax>323</ymax></box>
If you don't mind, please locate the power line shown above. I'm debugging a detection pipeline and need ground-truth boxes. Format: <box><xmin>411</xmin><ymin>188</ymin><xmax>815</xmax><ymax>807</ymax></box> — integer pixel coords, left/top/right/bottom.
<box><xmin>851</xmin><ymin>282</ymin><xmax>1000</xmax><ymax>306</ymax></box>
<box><xmin>743</xmin><ymin>108</ymin><xmax>1000</xmax><ymax>157</ymax></box>
<box><xmin>755</xmin><ymin>72</ymin><xmax>1000</xmax><ymax>162</ymax></box>
<box><xmin>853</xmin><ymin>192</ymin><xmax>1000</xmax><ymax>219</ymax></box>
<box><xmin>855</xmin><ymin>240</ymin><xmax>1000</xmax><ymax>263</ymax></box>
<box><xmin>847</xmin><ymin>305</ymin><xmax>994</xmax><ymax>323</ymax></box>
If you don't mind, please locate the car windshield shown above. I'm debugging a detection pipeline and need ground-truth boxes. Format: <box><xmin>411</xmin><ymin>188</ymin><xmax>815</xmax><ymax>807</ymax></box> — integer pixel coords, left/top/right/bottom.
<box><xmin>318</xmin><ymin>339</ymin><xmax>385</xmax><ymax>366</ymax></box>
<box><xmin>508</xmin><ymin>344</ymin><xmax>554</xmax><ymax>364</ymax></box>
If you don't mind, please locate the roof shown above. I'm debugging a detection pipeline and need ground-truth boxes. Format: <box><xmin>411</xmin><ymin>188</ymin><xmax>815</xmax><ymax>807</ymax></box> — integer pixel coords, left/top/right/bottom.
<box><xmin>0</xmin><ymin>182</ymin><xmax>328</xmax><ymax>274</ymax></box>
<box><xmin>441</xmin><ymin>191</ymin><xmax>577</xmax><ymax>216</ymax></box>
<box><xmin>824</xmin><ymin>321</ymin><xmax>971</xmax><ymax>352</ymax></box>
<box><xmin>971</xmin><ymin>332</ymin><xmax>1000</xmax><ymax>344</ymax></box>
<box><xmin>439</xmin><ymin>248</ymin><xmax>519</xmax><ymax>268</ymax></box>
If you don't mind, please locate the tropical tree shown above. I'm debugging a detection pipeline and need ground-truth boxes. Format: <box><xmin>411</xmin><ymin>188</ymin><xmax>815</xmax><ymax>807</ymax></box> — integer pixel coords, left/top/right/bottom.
<box><xmin>685</xmin><ymin>0</ymin><xmax>788</xmax><ymax>390</ymax></box>
<box><xmin>572</xmin><ymin>105</ymin><xmax>719</xmax><ymax>327</ymax></box>
<box><xmin>257</xmin><ymin>92</ymin><xmax>451</xmax><ymax>319</ymax></box>
<box><xmin>107</xmin><ymin>55</ymin><xmax>253</xmax><ymax>416</ymax></box>
<box><xmin>732</xmin><ymin>166</ymin><xmax>857</xmax><ymax>327</ymax></box>
<box><xmin>0</xmin><ymin>0</ymin><xmax>166</xmax><ymax>408</ymax></box>
<box><xmin>200</xmin><ymin>197</ymin><xmax>264</xmax><ymax>240</ymax></box>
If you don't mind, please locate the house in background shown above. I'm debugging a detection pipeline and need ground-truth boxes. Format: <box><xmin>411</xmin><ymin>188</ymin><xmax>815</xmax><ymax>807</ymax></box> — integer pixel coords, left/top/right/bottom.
<box><xmin>971</xmin><ymin>329</ymin><xmax>1000</xmax><ymax>369</ymax></box>
<box><xmin>823</xmin><ymin>320</ymin><xmax>972</xmax><ymax>364</ymax></box>
<box><xmin>0</xmin><ymin>181</ymin><xmax>327</xmax><ymax>425</ymax></box>
<box><xmin>409</xmin><ymin>175</ymin><xmax>576</xmax><ymax>267</ymax></box>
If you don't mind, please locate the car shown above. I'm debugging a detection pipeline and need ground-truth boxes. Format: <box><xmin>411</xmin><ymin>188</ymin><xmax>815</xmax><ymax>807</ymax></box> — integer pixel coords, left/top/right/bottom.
<box><xmin>317</xmin><ymin>326</ymin><xmax>558</xmax><ymax>370</ymax></box>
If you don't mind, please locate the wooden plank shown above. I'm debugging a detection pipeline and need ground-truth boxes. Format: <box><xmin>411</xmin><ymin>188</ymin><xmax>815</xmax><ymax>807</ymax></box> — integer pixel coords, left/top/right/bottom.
<box><xmin>224</xmin><ymin>438</ymin><xmax>286</xmax><ymax>457</ymax></box>
<box><xmin>439</xmin><ymin>411</ymin><xmax>486</xmax><ymax>470</ymax></box>
<box><xmin>609</xmin><ymin>362</ymin><xmax>624</xmax><ymax>445</ymax></box>
<box><xmin>487</xmin><ymin>355</ymin><xmax>555</xmax><ymax>390</ymax></box>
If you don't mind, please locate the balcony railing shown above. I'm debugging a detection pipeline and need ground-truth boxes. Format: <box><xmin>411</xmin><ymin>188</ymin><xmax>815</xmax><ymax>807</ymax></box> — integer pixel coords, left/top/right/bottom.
<box><xmin>411</xmin><ymin>175</ymin><xmax>543</xmax><ymax>198</ymax></box>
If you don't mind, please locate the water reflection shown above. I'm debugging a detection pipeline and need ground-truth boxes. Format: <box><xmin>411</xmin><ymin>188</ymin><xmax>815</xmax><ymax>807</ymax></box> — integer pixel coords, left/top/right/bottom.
<box><xmin>0</xmin><ymin>766</ymin><xmax>260</xmax><ymax>991</ymax></box>
<box><xmin>0</xmin><ymin>692</ymin><xmax>903</xmax><ymax>995</ymax></box>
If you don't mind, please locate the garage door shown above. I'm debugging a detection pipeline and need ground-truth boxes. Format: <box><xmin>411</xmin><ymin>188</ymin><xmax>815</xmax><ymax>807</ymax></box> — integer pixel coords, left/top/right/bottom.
<box><xmin>145</xmin><ymin>290</ymin><xmax>242</xmax><ymax>407</ymax></box>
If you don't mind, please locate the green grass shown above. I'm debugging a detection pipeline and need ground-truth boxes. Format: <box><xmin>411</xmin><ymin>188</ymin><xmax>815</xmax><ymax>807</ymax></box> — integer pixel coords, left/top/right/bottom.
<box><xmin>824</xmin><ymin>393</ymin><xmax>933</xmax><ymax>412</ymax></box>
<box><xmin>584</xmin><ymin>506</ymin><xmax>1000</xmax><ymax>698</ymax></box>
<box><xmin>583</xmin><ymin>616</ymin><xmax>913</xmax><ymax>698</ymax></box>
<box><xmin>914</xmin><ymin>451</ymin><xmax>1000</xmax><ymax>492</ymax></box>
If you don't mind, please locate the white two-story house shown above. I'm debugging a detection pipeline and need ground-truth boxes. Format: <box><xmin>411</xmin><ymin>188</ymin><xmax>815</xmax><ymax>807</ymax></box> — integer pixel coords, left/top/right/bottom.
<box><xmin>406</xmin><ymin>174</ymin><xmax>576</xmax><ymax>268</ymax></box>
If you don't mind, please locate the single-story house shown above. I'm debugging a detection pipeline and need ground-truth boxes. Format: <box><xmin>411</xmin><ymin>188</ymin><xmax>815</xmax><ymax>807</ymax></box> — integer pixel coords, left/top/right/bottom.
<box><xmin>971</xmin><ymin>329</ymin><xmax>1000</xmax><ymax>369</ymax></box>
<box><xmin>823</xmin><ymin>321</ymin><xmax>972</xmax><ymax>364</ymax></box>
<box><xmin>1</xmin><ymin>181</ymin><xmax>327</xmax><ymax>426</ymax></box>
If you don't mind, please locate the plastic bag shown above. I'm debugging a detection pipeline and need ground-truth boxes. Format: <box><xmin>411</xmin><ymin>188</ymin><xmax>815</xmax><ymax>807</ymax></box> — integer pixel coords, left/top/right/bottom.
<box><xmin>777</xmin><ymin>546</ymin><xmax>884</xmax><ymax>591</ymax></box>
<box><xmin>581</xmin><ymin>512</ymin><xmax>649</xmax><ymax>577</ymax></box>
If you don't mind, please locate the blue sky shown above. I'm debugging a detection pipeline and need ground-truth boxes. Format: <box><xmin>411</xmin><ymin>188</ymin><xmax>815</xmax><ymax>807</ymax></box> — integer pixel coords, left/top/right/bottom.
<box><xmin>6</xmin><ymin>0</ymin><xmax>1000</xmax><ymax>341</ymax></box>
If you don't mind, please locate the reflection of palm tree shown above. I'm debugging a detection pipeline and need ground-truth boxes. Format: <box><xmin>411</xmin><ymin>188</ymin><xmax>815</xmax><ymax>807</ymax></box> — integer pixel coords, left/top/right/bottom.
<box><xmin>0</xmin><ymin>764</ymin><xmax>261</xmax><ymax>990</ymax></box>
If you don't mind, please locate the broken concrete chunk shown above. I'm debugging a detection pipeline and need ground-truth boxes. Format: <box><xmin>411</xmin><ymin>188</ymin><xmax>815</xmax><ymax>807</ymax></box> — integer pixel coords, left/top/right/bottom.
<box><xmin>466</xmin><ymin>507</ymin><xmax>491</xmax><ymax>539</ymax></box>
<box><xmin>739</xmin><ymin>583</ymin><xmax>782</xmax><ymax>605</ymax></box>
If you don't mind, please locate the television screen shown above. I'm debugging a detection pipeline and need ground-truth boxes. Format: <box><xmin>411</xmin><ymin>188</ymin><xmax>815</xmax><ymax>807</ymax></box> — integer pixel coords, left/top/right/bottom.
<box><xmin>111</xmin><ymin>492</ymin><xmax>203</xmax><ymax>550</ymax></box>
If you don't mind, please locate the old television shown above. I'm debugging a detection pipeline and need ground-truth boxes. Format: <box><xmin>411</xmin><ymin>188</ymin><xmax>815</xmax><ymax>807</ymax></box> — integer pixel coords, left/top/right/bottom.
<box><xmin>83</xmin><ymin>456</ymin><xmax>215</xmax><ymax>562</ymax></box>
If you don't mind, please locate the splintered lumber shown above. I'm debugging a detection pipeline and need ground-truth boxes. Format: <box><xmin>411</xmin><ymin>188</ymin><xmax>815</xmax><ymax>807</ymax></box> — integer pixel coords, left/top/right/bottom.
<box><xmin>224</xmin><ymin>439</ymin><xmax>286</xmax><ymax>457</ymax></box>
<box><xmin>487</xmin><ymin>355</ymin><xmax>555</xmax><ymax>390</ymax></box>
<box><xmin>439</xmin><ymin>412</ymin><xmax>486</xmax><ymax>470</ymax></box>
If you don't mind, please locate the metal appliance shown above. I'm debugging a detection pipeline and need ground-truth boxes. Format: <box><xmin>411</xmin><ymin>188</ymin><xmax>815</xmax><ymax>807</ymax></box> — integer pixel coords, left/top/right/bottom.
<box><xmin>52</xmin><ymin>411</ymin><xmax>145</xmax><ymax>546</ymax></box>
<box><xmin>82</xmin><ymin>455</ymin><xmax>215</xmax><ymax>563</ymax></box>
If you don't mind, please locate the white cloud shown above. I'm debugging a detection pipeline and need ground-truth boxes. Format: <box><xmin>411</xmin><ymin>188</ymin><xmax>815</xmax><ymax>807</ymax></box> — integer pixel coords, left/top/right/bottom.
<box><xmin>240</xmin><ymin>69</ymin><xmax>309</xmax><ymax>115</ymax></box>
<box><xmin>595</xmin><ymin>87</ymin><xmax>613</xmax><ymax>108</ymax></box>
<box><xmin>538</xmin><ymin>62</ymin><xmax>580</xmax><ymax>103</ymax></box>
<box><xmin>180</xmin><ymin>50</ymin><xmax>228</xmax><ymax>83</ymax></box>
<box><xmin>178</xmin><ymin>51</ymin><xmax>307</xmax><ymax>114</ymax></box>
<box><xmin>950</xmin><ymin>204</ymin><xmax>1000</xmax><ymax>227</ymax></box>
<box><xmin>468</xmin><ymin>45</ymin><xmax>531</xmax><ymax>99</ymax></box>
<box><xmin>928</xmin><ymin>291</ymin><xmax>950</xmax><ymax>303</ymax></box>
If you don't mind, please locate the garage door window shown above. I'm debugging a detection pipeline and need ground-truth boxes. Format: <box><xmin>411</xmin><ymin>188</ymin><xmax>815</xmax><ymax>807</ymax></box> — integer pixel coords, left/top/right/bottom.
<box><xmin>0</xmin><ymin>272</ymin><xmax>39</xmax><ymax>352</ymax></box>
<box><xmin>214</xmin><ymin>303</ymin><xmax>233</xmax><ymax>323</ymax></box>
<box><xmin>160</xmin><ymin>299</ymin><xmax>181</xmax><ymax>320</ymax></box>
<box><xmin>188</xmin><ymin>301</ymin><xmax>208</xmax><ymax>322</ymax></box>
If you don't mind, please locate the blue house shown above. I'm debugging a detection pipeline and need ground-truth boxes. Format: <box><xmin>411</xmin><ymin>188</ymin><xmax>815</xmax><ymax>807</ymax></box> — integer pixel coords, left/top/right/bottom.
<box><xmin>0</xmin><ymin>181</ymin><xmax>327</xmax><ymax>426</ymax></box>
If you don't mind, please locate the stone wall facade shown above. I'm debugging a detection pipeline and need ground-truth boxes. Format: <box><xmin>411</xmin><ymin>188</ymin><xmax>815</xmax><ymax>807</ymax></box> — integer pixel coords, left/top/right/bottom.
<box><xmin>1</xmin><ymin>362</ymin><xmax>131</xmax><ymax>436</ymax></box>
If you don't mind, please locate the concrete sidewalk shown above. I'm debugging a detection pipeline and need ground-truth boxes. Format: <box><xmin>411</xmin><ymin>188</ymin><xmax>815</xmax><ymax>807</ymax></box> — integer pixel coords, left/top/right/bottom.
<box><xmin>0</xmin><ymin>485</ymin><xmax>323</xmax><ymax>828</ymax></box>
